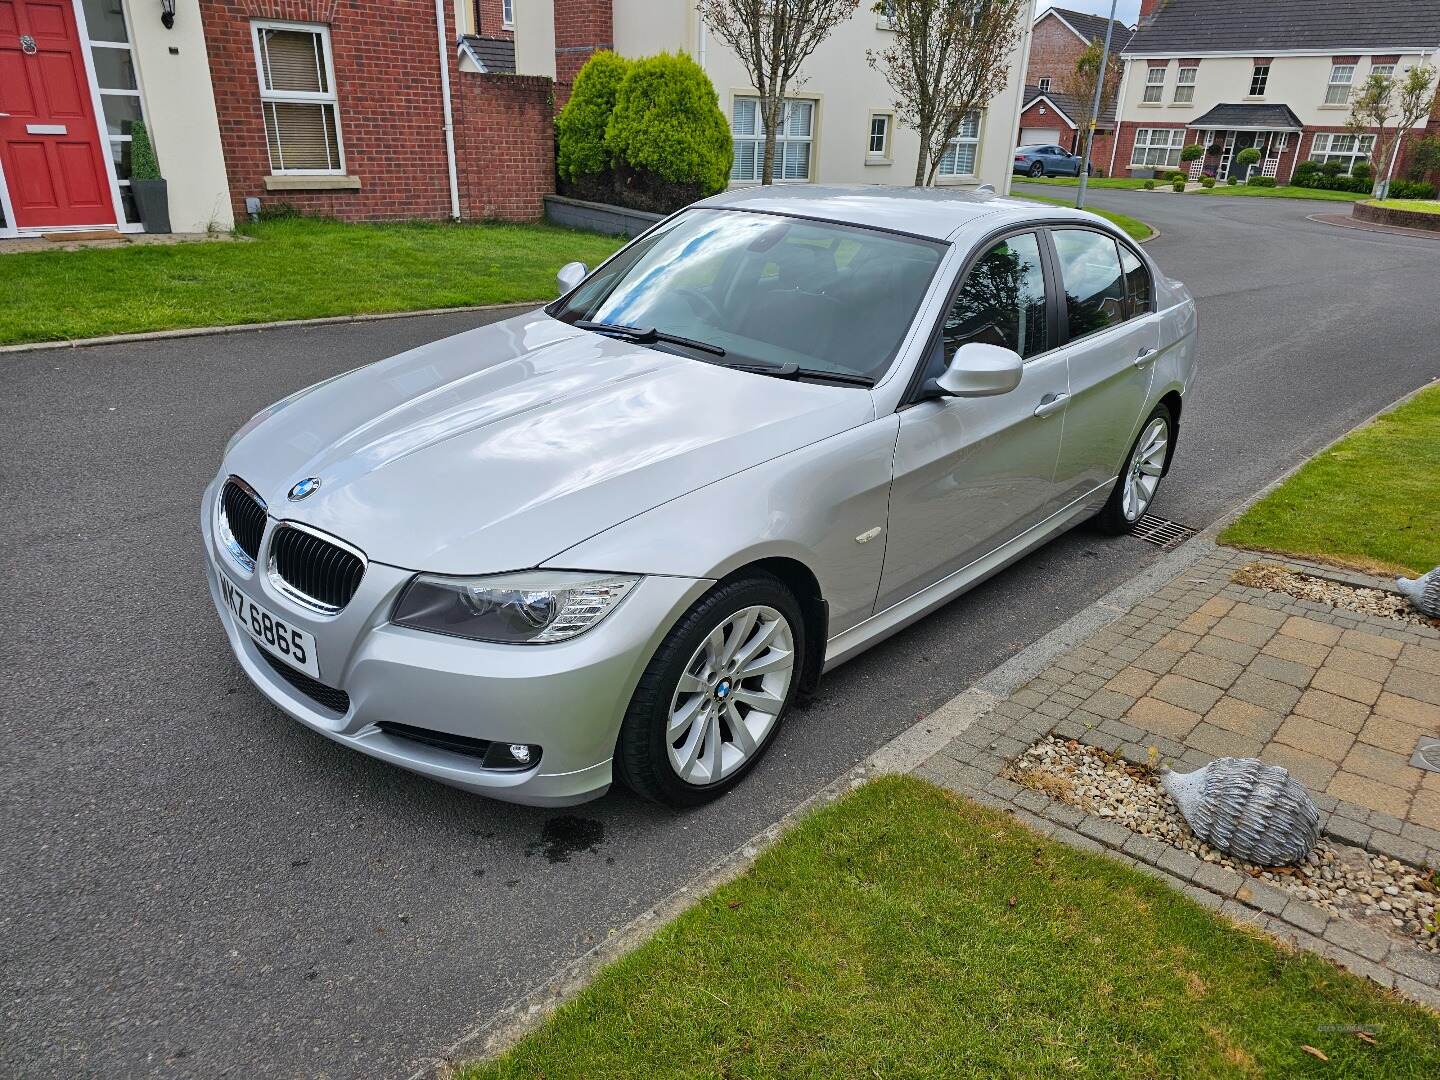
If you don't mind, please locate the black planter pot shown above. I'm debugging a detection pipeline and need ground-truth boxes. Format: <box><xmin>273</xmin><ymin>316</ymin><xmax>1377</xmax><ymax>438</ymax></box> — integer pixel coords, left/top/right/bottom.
<box><xmin>130</xmin><ymin>178</ymin><xmax>171</xmax><ymax>234</ymax></box>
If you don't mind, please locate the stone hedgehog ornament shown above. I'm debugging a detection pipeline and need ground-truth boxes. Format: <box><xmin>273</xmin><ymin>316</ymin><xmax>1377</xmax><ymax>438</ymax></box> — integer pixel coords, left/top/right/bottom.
<box><xmin>1396</xmin><ymin>567</ymin><xmax>1440</xmax><ymax>619</ymax></box>
<box><xmin>1160</xmin><ymin>757</ymin><xmax>1320</xmax><ymax>866</ymax></box>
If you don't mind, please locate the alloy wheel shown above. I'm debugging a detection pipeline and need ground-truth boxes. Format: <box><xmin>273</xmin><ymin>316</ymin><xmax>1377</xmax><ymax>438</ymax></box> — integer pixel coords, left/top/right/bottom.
<box><xmin>1122</xmin><ymin>415</ymin><xmax>1169</xmax><ymax>522</ymax></box>
<box><xmin>666</xmin><ymin>605</ymin><xmax>795</xmax><ymax>786</ymax></box>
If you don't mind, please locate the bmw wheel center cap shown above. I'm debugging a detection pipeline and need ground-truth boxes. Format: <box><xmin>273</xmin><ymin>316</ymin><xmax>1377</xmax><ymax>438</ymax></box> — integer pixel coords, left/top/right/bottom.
<box><xmin>288</xmin><ymin>477</ymin><xmax>322</xmax><ymax>501</ymax></box>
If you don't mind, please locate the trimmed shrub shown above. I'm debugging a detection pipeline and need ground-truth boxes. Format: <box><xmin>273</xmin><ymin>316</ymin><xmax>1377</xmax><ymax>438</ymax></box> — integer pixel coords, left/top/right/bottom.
<box><xmin>1351</xmin><ymin>161</ymin><xmax>1373</xmax><ymax>185</ymax></box>
<box><xmin>605</xmin><ymin>52</ymin><xmax>732</xmax><ymax>213</ymax></box>
<box><xmin>129</xmin><ymin>118</ymin><xmax>160</xmax><ymax>180</ymax></box>
<box><xmin>1168</xmin><ymin>171</ymin><xmax>1187</xmax><ymax>182</ymax></box>
<box><xmin>1228</xmin><ymin>176</ymin><xmax>1239</xmax><ymax>185</ymax></box>
<box><xmin>1171</xmin><ymin>177</ymin><xmax>1186</xmax><ymax>192</ymax></box>
<box><xmin>1321</xmin><ymin>160</ymin><xmax>1345</xmax><ymax>178</ymax></box>
<box><xmin>556</xmin><ymin>51</ymin><xmax>631</xmax><ymax>192</ymax></box>
<box><xmin>1142</xmin><ymin>179</ymin><xmax>1156</xmax><ymax>190</ymax></box>
<box><xmin>1181</xmin><ymin>144</ymin><xmax>1204</xmax><ymax>163</ymax></box>
<box><xmin>1389</xmin><ymin>178</ymin><xmax>1438</xmax><ymax>199</ymax></box>
<box><xmin>1406</xmin><ymin>134</ymin><xmax>1440</xmax><ymax>181</ymax></box>
<box><xmin>1247</xmin><ymin>175</ymin><xmax>1277</xmax><ymax>187</ymax></box>
<box><xmin>1200</xmin><ymin>175</ymin><xmax>1216</xmax><ymax>188</ymax></box>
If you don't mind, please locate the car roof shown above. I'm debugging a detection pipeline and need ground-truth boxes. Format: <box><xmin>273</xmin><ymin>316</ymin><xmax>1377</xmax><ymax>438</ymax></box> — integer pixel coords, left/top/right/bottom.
<box><xmin>693</xmin><ymin>184</ymin><xmax>1114</xmax><ymax>243</ymax></box>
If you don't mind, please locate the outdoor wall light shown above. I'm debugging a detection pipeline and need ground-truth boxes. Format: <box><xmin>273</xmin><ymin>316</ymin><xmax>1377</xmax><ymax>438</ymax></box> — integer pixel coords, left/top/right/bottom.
<box><xmin>161</xmin><ymin>0</ymin><xmax>176</xmax><ymax>29</ymax></box>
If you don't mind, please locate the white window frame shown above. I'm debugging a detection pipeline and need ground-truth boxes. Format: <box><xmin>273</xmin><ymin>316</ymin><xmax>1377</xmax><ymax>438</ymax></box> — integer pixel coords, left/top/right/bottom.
<box><xmin>1173</xmin><ymin>66</ymin><xmax>1196</xmax><ymax>104</ymax></box>
<box><xmin>1142</xmin><ymin>66</ymin><xmax>1166</xmax><ymax>103</ymax></box>
<box><xmin>1249</xmin><ymin>64</ymin><xmax>1269</xmax><ymax>97</ymax></box>
<box><xmin>79</xmin><ymin>1</ymin><xmax>145</xmax><ymax>225</ymax></box>
<box><xmin>1325</xmin><ymin>63</ymin><xmax>1355</xmax><ymax>105</ymax></box>
<box><xmin>1309</xmin><ymin>132</ymin><xmax>1375</xmax><ymax>173</ymax></box>
<box><xmin>1037</xmin><ymin>76</ymin><xmax>1051</xmax><ymax>92</ymax></box>
<box><xmin>937</xmin><ymin>111</ymin><xmax>982</xmax><ymax>179</ymax></box>
<box><xmin>251</xmin><ymin>20</ymin><xmax>346</xmax><ymax>176</ymax></box>
<box><xmin>502</xmin><ymin>0</ymin><xmax>514</xmax><ymax>29</ymax></box>
<box><xmin>1130</xmin><ymin>127</ymin><xmax>1185</xmax><ymax>168</ymax></box>
<box><xmin>730</xmin><ymin>97</ymin><xmax>815</xmax><ymax>183</ymax></box>
<box><xmin>867</xmin><ymin>112</ymin><xmax>891</xmax><ymax>159</ymax></box>
<box><xmin>1370</xmin><ymin>63</ymin><xmax>1396</xmax><ymax>80</ymax></box>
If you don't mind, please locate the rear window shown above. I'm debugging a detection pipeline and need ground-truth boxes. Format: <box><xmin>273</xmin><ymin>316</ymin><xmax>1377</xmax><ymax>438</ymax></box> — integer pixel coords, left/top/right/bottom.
<box><xmin>1052</xmin><ymin>229</ymin><xmax>1126</xmax><ymax>340</ymax></box>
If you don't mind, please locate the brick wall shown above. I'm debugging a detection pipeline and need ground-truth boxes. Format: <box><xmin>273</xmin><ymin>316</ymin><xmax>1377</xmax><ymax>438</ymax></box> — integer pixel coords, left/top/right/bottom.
<box><xmin>1111</xmin><ymin>120</ymin><xmax>1187</xmax><ymax>175</ymax></box>
<box><xmin>553</xmin><ymin>0</ymin><xmax>613</xmax><ymax>89</ymax></box>
<box><xmin>204</xmin><ymin>0</ymin><xmax>456</xmax><ymax>221</ymax></box>
<box><xmin>453</xmin><ymin>73</ymin><xmax>555</xmax><ymax>219</ymax></box>
<box><xmin>472</xmin><ymin>0</ymin><xmax>514</xmax><ymax>38</ymax></box>
<box><xmin>1024</xmin><ymin>12</ymin><xmax>1089</xmax><ymax>91</ymax></box>
<box><xmin>1018</xmin><ymin>98</ymin><xmax>1075</xmax><ymax>141</ymax></box>
<box><xmin>202</xmin><ymin>0</ymin><xmax>553</xmax><ymax>222</ymax></box>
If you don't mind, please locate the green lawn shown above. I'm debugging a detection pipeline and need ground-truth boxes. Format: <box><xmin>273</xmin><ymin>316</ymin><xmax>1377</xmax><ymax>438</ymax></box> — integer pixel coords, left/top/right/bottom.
<box><xmin>1019</xmin><ymin>193</ymin><xmax>1155</xmax><ymax>242</ymax></box>
<box><xmin>0</xmin><ymin>217</ymin><xmax>625</xmax><ymax>346</ymax></box>
<box><xmin>1365</xmin><ymin>198</ymin><xmax>1440</xmax><ymax>215</ymax></box>
<box><xmin>1018</xmin><ymin>175</ymin><xmax>1155</xmax><ymax>190</ymax></box>
<box><xmin>1221</xmin><ymin>383</ymin><xmax>1440</xmax><ymax>576</ymax></box>
<box><xmin>1192</xmin><ymin>184</ymin><xmax>1367</xmax><ymax>202</ymax></box>
<box><xmin>461</xmin><ymin>777</ymin><xmax>1440</xmax><ymax>1080</ymax></box>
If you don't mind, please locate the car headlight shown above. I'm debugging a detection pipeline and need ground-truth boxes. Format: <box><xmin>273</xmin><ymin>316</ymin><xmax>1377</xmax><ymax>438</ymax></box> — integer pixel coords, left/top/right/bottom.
<box><xmin>393</xmin><ymin>571</ymin><xmax>638</xmax><ymax>644</ymax></box>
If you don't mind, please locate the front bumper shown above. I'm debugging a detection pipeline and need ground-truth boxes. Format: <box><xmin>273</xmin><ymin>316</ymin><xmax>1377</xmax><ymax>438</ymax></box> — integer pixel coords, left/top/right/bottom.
<box><xmin>200</xmin><ymin>477</ymin><xmax>712</xmax><ymax>806</ymax></box>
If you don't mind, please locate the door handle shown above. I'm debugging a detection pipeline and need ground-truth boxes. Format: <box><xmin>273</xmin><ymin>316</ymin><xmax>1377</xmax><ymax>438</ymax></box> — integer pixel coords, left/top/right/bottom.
<box><xmin>1033</xmin><ymin>392</ymin><xmax>1069</xmax><ymax>418</ymax></box>
<box><xmin>1133</xmin><ymin>347</ymin><xmax>1157</xmax><ymax>368</ymax></box>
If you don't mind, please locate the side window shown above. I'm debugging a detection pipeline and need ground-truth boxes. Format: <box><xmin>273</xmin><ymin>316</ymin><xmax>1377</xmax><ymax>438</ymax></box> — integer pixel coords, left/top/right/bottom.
<box><xmin>1052</xmin><ymin>229</ymin><xmax>1126</xmax><ymax>340</ymax></box>
<box><xmin>1119</xmin><ymin>244</ymin><xmax>1154</xmax><ymax>319</ymax></box>
<box><xmin>937</xmin><ymin>232</ymin><xmax>1050</xmax><ymax>374</ymax></box>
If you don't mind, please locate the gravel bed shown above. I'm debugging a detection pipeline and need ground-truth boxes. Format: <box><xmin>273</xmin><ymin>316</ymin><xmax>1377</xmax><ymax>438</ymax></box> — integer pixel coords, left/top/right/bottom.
<box><xmin>1006</xmin><ymin>737</ymin><xmax>1439</xmax><ymax>952</ymax></box>
<box><xmin>1233</xmin><ymin>562</ymin><xmax>1438</xmax><ymax>628</ymax></box>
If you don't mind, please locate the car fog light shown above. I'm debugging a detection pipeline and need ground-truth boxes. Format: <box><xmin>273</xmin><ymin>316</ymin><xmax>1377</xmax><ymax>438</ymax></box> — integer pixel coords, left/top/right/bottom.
<box><xmin>482</xmin><ymin>742</ymin><xmax>541</xmax><ymax>771</ymax></box>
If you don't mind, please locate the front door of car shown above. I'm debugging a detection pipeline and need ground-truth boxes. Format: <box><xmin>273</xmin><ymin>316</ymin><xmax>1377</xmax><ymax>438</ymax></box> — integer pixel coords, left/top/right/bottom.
<box><xmin>1046</xmin><ymin>227</ymin><xmax>1160</xmax><ymax>508</ymax></box>
<box><xmin>877</xmin><ymin>231</ymin><xmax>1070</xmax><ymax>611</ymax></box>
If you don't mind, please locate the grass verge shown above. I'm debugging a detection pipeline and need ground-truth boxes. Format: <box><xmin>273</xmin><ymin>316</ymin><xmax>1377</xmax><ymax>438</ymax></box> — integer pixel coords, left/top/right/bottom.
<box><xmin>1192</xmin><ymin>185</ymin><xmax>1367</xmax><ymax>202</ymax></box>
<box><xmin>1019</xmin><ymin>193</ymin><xmax>1155</xmax><ymax>242</ymax></box>
<box><xmin>1016</xmin><ymin>175</ymin><xmax>1155</xmax><ymax>190</ymax></box>
<box><xmin>460</xmin><ymin>776</ymin><xmax>1440</xmax><ymax>1080</ymax></box>
<box><xmin>1365</xmin><ymin>199</ymin><xmax>1440</xmax><ymax>215</ymax></box>
<box><xmin>0</xmin><ymin>217</ymin><xmax>625</xmax><ymax>346</ymax></box>
<box><xmin>1221</xmin><ymin>382</ymin><xmax>1440</xmax><ymax>576</ymax></box>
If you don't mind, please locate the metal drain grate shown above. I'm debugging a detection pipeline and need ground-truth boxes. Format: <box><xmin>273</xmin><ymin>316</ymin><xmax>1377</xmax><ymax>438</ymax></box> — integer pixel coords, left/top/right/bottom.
<box><xmin>1131</xmin><ymin>514</ymin><xmax>1197</xmax><ymax>550</ymax></box>
<box><xmin>1412</xmin><ymin>738</ymin><xmax>1440</xmax><ymax>775</ymax></box>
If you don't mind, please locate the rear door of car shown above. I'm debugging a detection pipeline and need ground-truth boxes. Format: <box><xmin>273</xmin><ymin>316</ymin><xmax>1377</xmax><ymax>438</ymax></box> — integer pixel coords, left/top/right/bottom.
<box><xmin>876</xmin><ymin>230</ymin><xmax>1071</xmax><ymax>611</ymax></box>
<box><xmin>1044</xmin><ymin>227</ymin><xmax>1161</xmax><ymax>507</ymax></box>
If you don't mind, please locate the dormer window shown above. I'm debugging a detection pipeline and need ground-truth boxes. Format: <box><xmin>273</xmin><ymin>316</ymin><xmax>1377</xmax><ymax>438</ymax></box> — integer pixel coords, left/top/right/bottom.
<box><xmin>1038</xmin><ymin>76</ymin><xmax>1051</xmax><ymax>92</ymax></box>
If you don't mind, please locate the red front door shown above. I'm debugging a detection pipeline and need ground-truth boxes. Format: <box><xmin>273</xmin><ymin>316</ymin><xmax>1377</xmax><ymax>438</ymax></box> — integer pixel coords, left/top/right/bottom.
<box><xmin>0</xmin><ymin>0</ymin><xmax>115</xmax><ymax>228</ymax></box>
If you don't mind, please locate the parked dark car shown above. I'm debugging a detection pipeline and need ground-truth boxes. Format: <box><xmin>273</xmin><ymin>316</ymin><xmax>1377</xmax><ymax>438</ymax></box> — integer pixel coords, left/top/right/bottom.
<box><xmin>1013</xmin><ymin>144</ymin><xmax>1090</xmax><ymax>178</ymax></box>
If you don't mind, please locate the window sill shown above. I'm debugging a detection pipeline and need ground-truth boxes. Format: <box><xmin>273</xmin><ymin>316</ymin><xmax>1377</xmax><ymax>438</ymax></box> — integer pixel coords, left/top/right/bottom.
<box><xmin>1138</xmin><ymin>101</ymin><xmax>1165</xmax><ymax>108</ymax></box>
<box><xmin>264</xmin><ymin>174</ymin><xmax>362</xmax><ymax>192</ymax></box>
<box><xmin>864</xmin><ymin>157</ymin><xmax>892</xmax><ymax>166</ymax></box>
<box><xmin>1242</xmin><ymin>95</ymin><xmax>1266</xmax><ymax>101</ymax></box>
<box><xmin>1167</xmin><ymin>102</ymin><xmax>1193</xmax><ymax>108</ymax></box>
<box><xmin>1319</xmin><ymin>103</ymin><xmax>1349</xmax><ymax>110</ymax></box>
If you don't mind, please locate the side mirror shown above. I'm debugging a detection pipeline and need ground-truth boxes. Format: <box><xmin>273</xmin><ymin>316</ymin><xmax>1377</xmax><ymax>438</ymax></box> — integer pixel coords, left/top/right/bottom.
<box><xmin>556</xmin><ymin>260</ymin><xmax>588</xmax><ymax>296</ymax></box>
<box><xmin>920</xmin><ymin>342</ymin><xmax>1023</xmax><ymax>400</ymax></box>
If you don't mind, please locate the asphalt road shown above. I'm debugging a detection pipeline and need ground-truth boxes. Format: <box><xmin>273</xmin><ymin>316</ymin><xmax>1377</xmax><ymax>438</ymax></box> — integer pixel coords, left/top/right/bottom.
<box><xmin>4</xmin><ymin>191</ymin><xmax>1438</xmax><ymax>1078</ymax></box>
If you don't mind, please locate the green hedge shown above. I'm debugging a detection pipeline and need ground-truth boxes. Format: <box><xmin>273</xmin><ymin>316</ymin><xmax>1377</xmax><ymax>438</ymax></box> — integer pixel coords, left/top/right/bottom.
<box><xmin>556</xmin><ymin>50</ymin><xmax>630</xmax><ymax>184</ymax></box>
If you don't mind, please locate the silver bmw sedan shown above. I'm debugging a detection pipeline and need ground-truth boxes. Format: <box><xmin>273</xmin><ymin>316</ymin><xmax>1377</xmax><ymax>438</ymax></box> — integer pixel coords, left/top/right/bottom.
<box><xmin>203</xmin><ymin>186</ymin><xmax>1197</xmax><ymax>808</ymax></box>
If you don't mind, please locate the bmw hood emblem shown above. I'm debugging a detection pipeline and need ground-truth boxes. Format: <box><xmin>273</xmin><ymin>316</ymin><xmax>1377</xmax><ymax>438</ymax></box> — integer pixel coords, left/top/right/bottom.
<box><xmin>288</xmin><ymin>477</ymin><xmax>322</xmax><ymax>501</ymax></box>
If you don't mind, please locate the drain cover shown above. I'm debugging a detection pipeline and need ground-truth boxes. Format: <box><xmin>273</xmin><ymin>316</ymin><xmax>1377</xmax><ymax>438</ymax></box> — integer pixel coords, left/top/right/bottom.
<box><xmin>1412</xmin><ymin>738</ymin><xmax>1440</xmax><ymax>774</ymax></box>
<box><xmin>1131</xmin><ymin>514</ymin><xmax>1197</xmax><ymax>550</ymax></box>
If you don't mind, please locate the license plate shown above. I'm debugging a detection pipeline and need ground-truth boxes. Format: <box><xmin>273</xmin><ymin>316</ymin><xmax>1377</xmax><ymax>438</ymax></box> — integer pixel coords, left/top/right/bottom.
<box><xmin>220</xmin><ymin>572</ymin><xmax>320</xmax><ymax>679</ymax></box>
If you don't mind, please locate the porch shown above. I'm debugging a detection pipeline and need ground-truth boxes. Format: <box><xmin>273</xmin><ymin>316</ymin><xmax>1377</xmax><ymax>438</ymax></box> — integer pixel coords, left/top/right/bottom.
<box><xmin>1188</xmin><ymin>103</ymin><xmax>1305</xmax><ymax>183</ymax></box>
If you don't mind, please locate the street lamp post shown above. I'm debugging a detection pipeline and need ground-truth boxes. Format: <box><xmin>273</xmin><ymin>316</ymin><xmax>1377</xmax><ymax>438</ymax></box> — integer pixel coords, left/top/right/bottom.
<box><xmin>1076</xmin><ymin>0</ymin><xmax>1120</xmax><ymax>210</ymax></box>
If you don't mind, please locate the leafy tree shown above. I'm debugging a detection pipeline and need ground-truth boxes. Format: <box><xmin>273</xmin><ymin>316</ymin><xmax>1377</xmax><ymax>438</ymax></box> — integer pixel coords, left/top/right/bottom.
<box><xmin>605</xmin><ymin>52</ymin><xmax>733</xmax><ymax>208</ymax></box>
<box><xmin>1347</xmin><ymin>64</ymin><xmax>1439</xmax><ymax>194</ymax></box>
<box><xmin>699</xmin><ymin>0</ymin><xmax>859</xmax><ymax>185</ymax></box>
<box><xmin>556</xmin><ymin>51</ymin><xmax>631</xmax><ymax>184</ymax></box>
<box><xmin>868</xmin><ymin>0</ymin><xmax>1026</xmax><ymax>186</ymax></box>
<box><xmin>1062</xmin><ymin>38</ymin><xmax>1122</xmax><ymax>166</ymax></box>
<box><xmin>1180</xmin><ymin>144</ymin><xmax>1204</xmax><ymax>163</ymax></box>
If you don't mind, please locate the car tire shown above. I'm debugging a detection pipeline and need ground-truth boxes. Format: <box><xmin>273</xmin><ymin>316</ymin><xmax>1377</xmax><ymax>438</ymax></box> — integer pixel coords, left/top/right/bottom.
<box><xmin>614</xmin><ymin>572</ymin><xmax>806</xmax><ymax>808</ymax></box>
<box><xmin>1029</xmin><ymin>162</ymin><xmax>1044</xmax><ymax>178</ymax></box>
<box><xmin>1095</xmin><ymin>402</ymin><xmax>1174</xmax><ymax>535</ymax></box>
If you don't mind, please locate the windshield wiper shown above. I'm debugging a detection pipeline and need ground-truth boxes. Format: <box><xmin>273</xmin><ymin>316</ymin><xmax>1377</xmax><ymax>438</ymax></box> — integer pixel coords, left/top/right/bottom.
<box><xmin>575</xmin><ymin>320</ymin><xmax>726</xmax><ymax>357</ymax></box>
<box><xmin>724</xmin><ymin>361</ymin><xmax>874</xmax><ymax>387</ymax></box>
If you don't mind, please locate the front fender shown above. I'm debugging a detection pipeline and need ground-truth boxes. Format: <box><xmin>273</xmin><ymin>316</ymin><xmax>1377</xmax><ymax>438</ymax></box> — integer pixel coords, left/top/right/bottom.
<box><xmin>546</xmin><ymin>413</ymin><xmax>901</xmax><ymax>638</ymax></box>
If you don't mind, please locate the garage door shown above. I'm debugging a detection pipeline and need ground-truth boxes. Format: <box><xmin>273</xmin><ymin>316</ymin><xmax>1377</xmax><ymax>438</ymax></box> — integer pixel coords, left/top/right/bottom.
<box><xmin>1021</xmin><ymin>128</ymin><xmax>1062</xmax><ymax>146</ymax></box>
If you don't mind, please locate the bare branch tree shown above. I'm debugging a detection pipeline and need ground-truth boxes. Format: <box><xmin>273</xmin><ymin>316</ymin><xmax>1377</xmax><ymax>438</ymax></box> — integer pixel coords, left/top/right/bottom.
<box><xmin>1347</xmin><ymin>64</ymin><xmax>1439</xmax><ymax>195</ymax></box>
<box><xmin>867</xmin><ymin>0</ymin><xmax>1026</xmax><ymax>186</ymax></box>
<box><xmin>699</xmin><ymin>0</ymin><xmax>860</xmax><ymax>185</ymax></box>
<box><xmin>1061</xmin><ymin>38</ymin><xmax>1122</xmax><ymax>163</ymax></box>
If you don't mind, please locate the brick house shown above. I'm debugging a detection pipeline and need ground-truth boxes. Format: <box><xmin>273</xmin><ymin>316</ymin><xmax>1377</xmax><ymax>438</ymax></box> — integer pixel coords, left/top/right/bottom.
<box><xmin>1020</xmin><ymin>5</ymin><xmax>1132</xmax><ymax>169</ymax></box>
<box><xmin>1110</xmin><ymin>0</ymin><xmax>1440</xmax><ymax>185</ymax></box>
<box><xmin>0</xmin><ymin>1</ymin><xmax>556</xmax><ymax>237</ymax></box>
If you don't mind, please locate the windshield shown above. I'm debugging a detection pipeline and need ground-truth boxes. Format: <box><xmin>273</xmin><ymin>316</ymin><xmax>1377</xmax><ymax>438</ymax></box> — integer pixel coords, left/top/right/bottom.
<box><xmin>550</xmin><ymin>208</ymin><xmax>946</xmax><ymax>383</ymax></box>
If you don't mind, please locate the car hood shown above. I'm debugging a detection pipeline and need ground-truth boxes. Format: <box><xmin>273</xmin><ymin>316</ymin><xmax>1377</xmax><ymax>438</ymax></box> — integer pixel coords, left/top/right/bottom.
<box><xmin>222</xmin><ymin>311</ymin><xmax>875</xmax><ymax>574</ymax></box>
